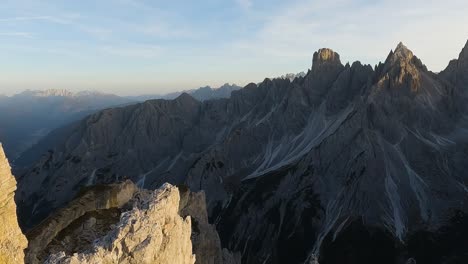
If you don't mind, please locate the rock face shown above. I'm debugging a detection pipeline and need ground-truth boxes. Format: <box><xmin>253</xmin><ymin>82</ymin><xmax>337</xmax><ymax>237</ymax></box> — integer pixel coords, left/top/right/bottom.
<box><xmin>179</xmin><ymin>186</ymin><xmax>241</xmax><ymax>264</ymax></box>
<box><xmin>26</xmin><ymin>181</ymin><xmax>138</xmax><ymax>264</ymax></box>
<box><xmin>44</xmin><ymin>184</ymin><xmax>196</xmax><ymax>264</ymax></box>
<box><xmin>19</xmin><ymin>41</ymin><xmax>468</xmax><ymax>264</ymax></box>
<box><xmin>440</xmin><ymin>40</ymin><xmax>468</xmax><ymax>88</ymax></box>
<box><xmin>25</xmin><ymin>182</ymin><xmax>237</xmax><ymax>264</ymax></box>
<box><xmin>0</xmin><ymin>143</ymin><xmax>27</xmax><ymax>263</ymax></box>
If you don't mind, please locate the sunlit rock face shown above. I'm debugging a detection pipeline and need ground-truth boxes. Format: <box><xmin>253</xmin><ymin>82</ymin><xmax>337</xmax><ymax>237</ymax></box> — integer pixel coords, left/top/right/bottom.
<box><xmin>25</xmin><ymin>182</ymin><xmax>238</xmax><ymax>264</ymax></box>
<box><xmin>26</xmin><ymin>181</ymin><xmax>139</xmax><ymax>264</ymax></box>
<box><xmin>19</xmin><ymin>41</ymin><xmax>468</xmax><ymax>264</ymax></box>
<box><xmin>0</xmin><ymin>144</ymin><xmax>27</xmax><ymax>263</ymax></box>
<box><xmin>43</xmin><ymin>184</ymin><xmax>196</xmax><ymax>264</ymax></box>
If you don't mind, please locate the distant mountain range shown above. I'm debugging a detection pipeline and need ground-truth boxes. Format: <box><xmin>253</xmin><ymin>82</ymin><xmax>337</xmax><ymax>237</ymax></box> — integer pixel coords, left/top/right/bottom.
<box><xmin>275</xmin><ymin>72</ymin><xmax>307</xmax><ymax>81</ymax></box>
<box><xmin>0</xmin><ymin>84</ymin><xmax>242</xmax><ymax>161</ymax></box>
<box><xmin>0</xmin><ymin>89</ymin><xmax>133</xmax><ymax>159</ymax></box>
<box><xmin>126</xmin><ymin>83</ymin><xmax>242</xmax><ymax>102</ymax></box>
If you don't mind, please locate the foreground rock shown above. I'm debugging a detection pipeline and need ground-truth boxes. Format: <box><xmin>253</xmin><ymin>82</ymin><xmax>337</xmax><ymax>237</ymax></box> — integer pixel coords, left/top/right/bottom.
<box><xmin>25</xmin><ymin>182</ymin><xmax>238</xmax><ymax>264</ymax></box>
<box><xmin>0</xmin><ymin>143</ymin><xmax>28</xmax><ymax>263</ymax></box>
<box><xmin>43</xmin><ymin>183</ymin><xmax>194</xmax><ymax>264</ymax></box>
<box><xmin>26</xmin><ymin>181</ymin><xmax>138</xmax><ymax>263</ymax></box>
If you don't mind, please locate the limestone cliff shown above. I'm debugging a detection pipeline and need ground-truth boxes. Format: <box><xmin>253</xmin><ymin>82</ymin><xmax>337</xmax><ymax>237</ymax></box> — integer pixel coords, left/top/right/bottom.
<box><xmin>26</xmin><ymin>181</ymin><xmax>138</xmax><ymax>264</ymax></box>
<box><xmin>179</xmin><ymin>186</ymin><xmax>241</xmax><ymax>264</ymax></box>
<box><xmin>0</xmin><ymin>143</ymin><xmax>28</xmax><ymax>263</ymax></box>
<box><xmin>43</xmin><ymin>183</ymin><xmax>196</xmax><ymax>264</ymax></box>
<box><xmin>25</xmin><ymin>182</ymin><xmax>238</xmax><ymax>264</ymax></box>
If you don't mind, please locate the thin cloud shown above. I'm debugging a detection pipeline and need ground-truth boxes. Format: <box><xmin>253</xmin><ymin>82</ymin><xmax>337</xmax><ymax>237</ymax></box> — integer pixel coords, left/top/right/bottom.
<box><xmin>236</xmin><ymin>0</ymin><xmax>253</xmax><ymax>9</ymax></box>
<box><xmin>0</xmin><ymin>32</ymin><xmax>34</xmax><ymax>38</ymax></box>
<box><xmin>0</xmin><ymin>16</ymin><xmax>71</xmax><ymax>24</ymax></box>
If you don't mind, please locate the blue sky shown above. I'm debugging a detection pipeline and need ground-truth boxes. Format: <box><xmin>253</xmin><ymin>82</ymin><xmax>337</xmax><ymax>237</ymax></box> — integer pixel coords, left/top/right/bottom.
<box><xmin>0</xmin><ymin>0</ymin><xmax>467</xmax><ymax>96</ymax></box>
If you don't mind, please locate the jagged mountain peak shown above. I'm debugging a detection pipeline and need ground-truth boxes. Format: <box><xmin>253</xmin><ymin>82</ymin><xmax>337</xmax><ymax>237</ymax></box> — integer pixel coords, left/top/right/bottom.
<box><xmin>312</xmin><ymin>48</ymin><xmax>342</xmax><ymax>71</ymax></box>
<box><xmin>13</xmin><ymin>89</ymin><xmax>122</xmax><ymax>99</ymax></box>
<box><xmin>395</xmin><ymin>41</ymin><xmax>410</xmax><ymax>53</ymax></box>
<box><xmin>374</xmin><ymin>42</ymin><xmax>429</xmax><ymax>93</ymax></box>
<box><xmin>175</xmin><ymin>92</ymin><xmax>199</xmax><ymax>103</ymax></box>
<box><xmin>437</xmin><ymin>39</ymin><xmax>468</xmax><ymax>87</ymax></box>
<box><xmin>17</xmin><ymin>89</ymin><xmax>74</xmax><ymax>97</ymax></box>
<box><xmin>384</xmin><ymin>42</ymin><xmax>420</xmax><ymax>67</ymax></box>
<box><xmin>37</xmin><ymin>89</ymin><xmax>74</xmax><ymax>97</ymax></box>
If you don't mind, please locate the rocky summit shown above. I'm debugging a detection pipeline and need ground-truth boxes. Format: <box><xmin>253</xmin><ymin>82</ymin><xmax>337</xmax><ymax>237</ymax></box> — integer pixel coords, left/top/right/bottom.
<box><xmin>15</xmin><ymin>40</ymin><xmax>468</xmax><ymax>264</ymax></box>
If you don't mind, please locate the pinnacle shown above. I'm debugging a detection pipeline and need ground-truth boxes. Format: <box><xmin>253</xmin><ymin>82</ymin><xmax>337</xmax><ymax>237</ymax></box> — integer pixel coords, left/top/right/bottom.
<box><xmin>313</xmin><ymin>48</ymin><xmax>341</xmax><ymax>64</ymax></box>
<box><xmin>393</xmin><ymin>42</ymin><xmax>413</xmax><ymax>58</ymax></box>
<box><xmin>395</xmin><ymin>42</ymin><xmax>408</xmax><ymax>51</ymax></box>
<box><xmin>312</xmin><ymin>48</ymin><xmax>342</xmax><ymax>72</ymax></box>
<box><xmin>383</xmin><ymin>41</ymin><xmax>416</xmax><ymax>68</ymax></box>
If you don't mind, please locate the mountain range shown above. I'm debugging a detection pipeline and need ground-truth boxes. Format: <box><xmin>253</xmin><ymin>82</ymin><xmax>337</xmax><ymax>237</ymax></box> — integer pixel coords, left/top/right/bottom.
<box><xmin>0</xmin><ymin>90</ymin><xmax>133</xmax><ymax>160</ymax></box>
<box><xmin>126</xmin><ymin>83</ymin><xmax>242</xmax><ymax>102</ymax></box>
<box><xmin>0</xmin><ymin>84</ymin><xmax>242</xmax><ymax>162</ymax></box>
<box><xmin>14</xmin><ymin>40</ymin><xmax>468</xmax><ymax>264</ymax></box>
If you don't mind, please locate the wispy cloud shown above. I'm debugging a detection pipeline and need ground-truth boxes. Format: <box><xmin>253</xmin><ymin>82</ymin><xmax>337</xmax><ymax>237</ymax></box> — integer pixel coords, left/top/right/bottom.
<box><xmin>0</xmin><ymin>15</ymin><xmax>71</xmax><ymax>24</ymax></box>
<box><xmin>236</xmin><ymin>0</ymin><xmax>253</xmax><ymax>9</ymax></box>
<box><xmin>0</xmin><ymin>32</ymin><xmax>34</xmax><ymax>38</ymax></box>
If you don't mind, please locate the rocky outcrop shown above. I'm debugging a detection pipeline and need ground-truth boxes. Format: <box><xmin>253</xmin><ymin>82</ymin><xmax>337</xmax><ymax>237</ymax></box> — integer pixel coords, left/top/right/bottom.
<box><xmin>25</xmin><ymin>182</ymin><xmax>238</xmax><ymax>264</ymax></box>
<box><xmin>44</xmin><ymin>184</ymin><xmax>196</xmax><ymax>264</ymax></box>
<box><xmin>305</xmin><ymin>48</ymin><xmax>345</xmax><ymax>106</ymax></box>
<box><xmin>377</xmin><ymin>42</ymin><xmax>427</xmax><ymax>92</ymax></box>
<box><xmin>179</xmin><ymin>186</ymin><xmax>241</xmax><ymax>264</ymax></box>
<box><xmin>26</xmin><ymin>181</ymin><xmax>138</xmax><ymax>264</ymax></box>
<box><xmin>0</xmin><ymin>143</ymin><xmax>27</xmax><ymax>263</ymax></box>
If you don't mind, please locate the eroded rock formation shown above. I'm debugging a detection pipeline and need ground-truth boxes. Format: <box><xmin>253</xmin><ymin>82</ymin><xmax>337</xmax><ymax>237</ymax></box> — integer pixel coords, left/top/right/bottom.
<box><xmin>26</xmin><ymin>181</ymin><xmax>138</xmax><ymax>263</ymax></box>
<box><xmin>25</xmin><ymin>182</ymin><xmax>238</xmax><ymax>264</ymax></box>
<box><xmin>0</xmin><ymin>143</ymin><xmax>27</xmax><ymax>263</ymax></box>
<box><xmin>43</xmin><ymin>183</ymin><xmax>195</xmax><ymax>264</ymax></box>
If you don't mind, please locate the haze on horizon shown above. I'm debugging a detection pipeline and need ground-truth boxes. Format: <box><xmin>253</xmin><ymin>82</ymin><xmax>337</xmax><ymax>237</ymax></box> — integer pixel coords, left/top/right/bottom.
<box><xmin>0</xmin><ymin>0</ymin><xmax>467</xmax><ymax>96</ymax></box>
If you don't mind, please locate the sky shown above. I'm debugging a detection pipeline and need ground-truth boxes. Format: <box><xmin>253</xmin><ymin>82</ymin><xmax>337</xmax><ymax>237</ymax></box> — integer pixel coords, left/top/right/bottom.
<box><xmin>0</xmin><ymin>0</ymin><xmax>467</xmax><ymax>96</ymax></box>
